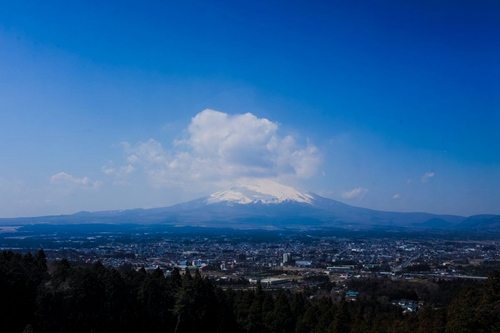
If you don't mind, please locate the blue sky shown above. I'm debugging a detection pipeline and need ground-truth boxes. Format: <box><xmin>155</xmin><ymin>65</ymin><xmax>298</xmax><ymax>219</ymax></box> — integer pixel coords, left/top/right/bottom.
<box><xmin>0</xmin><ymin>1</ymin><xmax>499</xmax><ymax>217</ymax></box>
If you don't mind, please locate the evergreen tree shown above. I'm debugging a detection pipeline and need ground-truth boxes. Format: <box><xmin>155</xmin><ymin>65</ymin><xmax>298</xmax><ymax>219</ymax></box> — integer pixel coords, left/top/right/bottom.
<box><xmin>295</xmin><ymin>304</ymin><xmax>319</xmax><ymax>333</ymax></box>
<box><xmin>248</xmin><ymin>292</ymin><xmax>264</xmax><ymax>333</ymax></box>
<box><xmin>262</xmin><ymin>292</ymin><xmax>276</xmax><ymax>331</ymax></box>
<box><xmin>475</xmin><ymin>270</ymin><xmax>500</xmax><ymax>332</ymax></box>
<box><xmin>138</xmin><ymin>267</ymin><xmax>170</xmax><ymax>332</ymax></box>
<box><xmin>269</xmin><ymin>292</ymin><xmax>294</xmax><ymax>333</ymax></box>
<box><xmin>214</xmin><ymin>287</ymin><xmax>240</xmax><ymax>333</ymax></box>
<box><xmin>234</xmin><ymin>289</ymin><xmax>255</xmax><ymax>330</ymax></box>
<box><xmin>445</xmin><ymin>286</ymin><xmax>480</xmax><ymax>333</ymax></box>
<box><xmin>331</xmin><ymin>302</ymin><xmax>351</xmax><ymax>333</ymax></box>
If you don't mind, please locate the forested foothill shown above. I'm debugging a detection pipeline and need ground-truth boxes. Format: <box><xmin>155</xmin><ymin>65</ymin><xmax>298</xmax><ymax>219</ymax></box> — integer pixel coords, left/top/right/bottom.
<box><xmin>1</xmin><ymin>249</ymin><xmax>499</xmax><ymax>333</ymax></box>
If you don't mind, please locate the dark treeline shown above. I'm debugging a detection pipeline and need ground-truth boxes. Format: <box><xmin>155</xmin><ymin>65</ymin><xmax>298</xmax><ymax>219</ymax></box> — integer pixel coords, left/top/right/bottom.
<box><xmin>1</xmin><ymin>249</ymin><xmax>499</xmax><ymax>333</ymax></box>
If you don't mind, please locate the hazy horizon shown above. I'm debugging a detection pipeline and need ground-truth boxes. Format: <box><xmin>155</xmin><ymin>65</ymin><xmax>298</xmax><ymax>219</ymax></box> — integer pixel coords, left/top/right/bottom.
<box><xmin>1</xmin><ymin>1</ymin><xmax>499</xmax><ymax>218</ymax></box>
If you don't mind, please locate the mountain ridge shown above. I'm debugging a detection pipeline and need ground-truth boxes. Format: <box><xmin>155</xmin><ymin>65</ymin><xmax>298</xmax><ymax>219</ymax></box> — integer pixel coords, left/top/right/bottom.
<box><xmin>0</xmin><ymin>180</ymin><xmax>498</xmax><ymax>232</ymax></box>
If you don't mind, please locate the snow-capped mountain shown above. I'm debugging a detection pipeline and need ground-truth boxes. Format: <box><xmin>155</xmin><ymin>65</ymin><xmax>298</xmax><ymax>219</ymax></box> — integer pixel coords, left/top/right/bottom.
<box><xmin>206</xmin><ymin>179</ymin><xmax>314</xmax><ymax>205</ymax></box>
<box><xmin>1</xmin><ymin>179</ymin><xmax>499</xmax><ymax>232</ymax></box>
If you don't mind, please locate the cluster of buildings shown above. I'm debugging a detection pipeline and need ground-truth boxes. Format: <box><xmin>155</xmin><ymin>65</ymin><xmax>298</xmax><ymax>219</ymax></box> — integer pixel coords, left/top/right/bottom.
<box><xmin>2</xmin><ymin>227</ymin><xmax>499</xmax><ymax>285</ymax></box>
<box><xmin>3</xmin><ymin>226</ymin><xmax>499</xmax><ymax>313</ymax></box>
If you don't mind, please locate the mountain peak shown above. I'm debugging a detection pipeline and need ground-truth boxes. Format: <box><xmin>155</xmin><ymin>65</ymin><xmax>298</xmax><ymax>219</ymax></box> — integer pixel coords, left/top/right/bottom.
<box><xmin>206</xmin><ymin>179</ymin><xmax>314</xmax><ymax>205</ymax></box>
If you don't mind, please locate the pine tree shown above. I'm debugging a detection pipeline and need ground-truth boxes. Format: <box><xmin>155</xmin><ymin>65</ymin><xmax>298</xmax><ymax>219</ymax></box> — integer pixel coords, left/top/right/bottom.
<box><xmin>269</xmin><ymin>293</ymin><xmax>294</xmax><ymax>333</ymax></box>
<box><xmin>445</xmin><ymin>286</ymin><xmax>480</xmax><ymax>333</ymax></box>
<box><xmin>475</xmin><ymin>270</ymin><xmax>500</xmax><ymax>332</ymax></box>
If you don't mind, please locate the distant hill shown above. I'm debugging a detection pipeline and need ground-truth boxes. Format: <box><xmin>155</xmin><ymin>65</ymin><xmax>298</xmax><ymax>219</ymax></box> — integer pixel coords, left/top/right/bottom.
<box><xmin>458</xmin><ymin>215</ymin><xmax>500</xmax><ymax>231</ymax></box>
<box><xmin>0</xmin><ymin>179</ymin><xmax>498</xmax><ymax>232</ymax></box>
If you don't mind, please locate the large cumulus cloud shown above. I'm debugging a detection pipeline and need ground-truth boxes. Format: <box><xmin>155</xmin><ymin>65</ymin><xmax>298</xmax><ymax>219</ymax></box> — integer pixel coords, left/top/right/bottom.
<box><xmin>121</xmin><ymin>109</ymin><xmax>320</xmax><ymax>189</ymax></box>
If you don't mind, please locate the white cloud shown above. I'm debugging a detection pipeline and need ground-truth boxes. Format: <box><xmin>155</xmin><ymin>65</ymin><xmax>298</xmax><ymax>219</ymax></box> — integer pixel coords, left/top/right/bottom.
<box><xmin>50</xmin><ymin>172</ymin><xmax>102</xmax><ymax>190</ymax></box>
<box><xmin>393</xmin><ymin>193</ymin><xmax>400</xmax><ymax>199</ymax></box>
<box><xmin>101</xmin><ymin>167</ymin><xmax>115</xmax><ymax>175</ymax></box>
<box><xmin>121</xmin><ymin>165</ymin><xmax>135</xmax><ymax>174</ymax></box>
<box><xmin>102</xmin><ymin>165</ymin><xmax>135</xmax><ymax>177</ymax></box>
<box><xmin>342</xmin><ymin>187</ymin><xmax>369</xmax><ymax>199</ymax></box>
<box><xmin>421</xmin><ymin>172</ymin><xmax>435</xmax><ymax>183</ymax></box>
<box><xmin>101</xmin><ymin>163</ymin><xmax>135</xmax><ymax>186</ymax></box>
<box><xmin>121</xmin><ymin>109</ymin><xmax>321</xmax><ymax>189</ymax></box>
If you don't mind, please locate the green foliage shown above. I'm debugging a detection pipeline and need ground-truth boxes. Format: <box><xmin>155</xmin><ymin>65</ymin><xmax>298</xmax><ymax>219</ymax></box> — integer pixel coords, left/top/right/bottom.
<box><xmin>269</xmin><ymin>293</ymin><xmax>294</xmax><ymax>333</ymax></box>
<box><xmin>445</xmin><ymin>286</ymin><xmax>481</xmax><ymax>332</ymax></box>
<box><xmin>0</xmin><ymin>250</ymin><xmax>48</xmax><ymax>332</ymax></box>
<box><xmin>346</xmin><ymin>278</ymin><xmax>420</xmax><ymax>302</ymax></box>
<box><xmin>1</xmin><ymin>250</ymin><xmax>500</xmax><ymax>333</ymax></box>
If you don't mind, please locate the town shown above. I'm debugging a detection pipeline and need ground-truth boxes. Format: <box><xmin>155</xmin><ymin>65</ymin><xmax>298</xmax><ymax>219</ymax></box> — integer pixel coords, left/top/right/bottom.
<box><xmin>2</xmin><ymin>224</ymin><xmax>498</xmax><ymax>291</ymax></box>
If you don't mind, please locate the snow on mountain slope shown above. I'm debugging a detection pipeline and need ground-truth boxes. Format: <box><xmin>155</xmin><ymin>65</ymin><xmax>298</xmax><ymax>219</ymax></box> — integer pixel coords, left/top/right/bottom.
<box><xmin>206</xmin><ymin>179</ymin><xmax>314</xmax><ymax>205</ymax></box>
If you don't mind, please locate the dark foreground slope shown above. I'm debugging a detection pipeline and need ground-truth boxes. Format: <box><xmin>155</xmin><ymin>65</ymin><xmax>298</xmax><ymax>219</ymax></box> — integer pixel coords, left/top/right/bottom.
<box><xmin>1</xmin><ymin>250</ymin><xmax>500</xmax><ymax>333</ymax></box>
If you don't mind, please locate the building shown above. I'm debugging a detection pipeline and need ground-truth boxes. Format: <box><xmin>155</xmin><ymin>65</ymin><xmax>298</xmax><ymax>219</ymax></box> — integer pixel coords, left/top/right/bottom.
<box><xmin>283</xmin><ymin>253</ymin><xmax>291</xmax><ymax>264</ymax></box>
